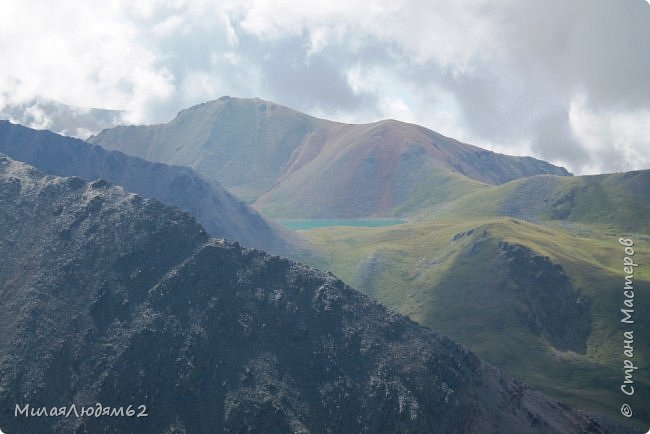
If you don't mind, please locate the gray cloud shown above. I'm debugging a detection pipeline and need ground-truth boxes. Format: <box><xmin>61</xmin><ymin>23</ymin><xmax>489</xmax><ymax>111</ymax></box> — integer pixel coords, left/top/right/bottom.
<box><xmin>260</xmin><ymin>37</ymin><xmax>369</xmax><ymax>112</ymax></box>
<box><xmin>529</xmin><ymin>109</ymin><xmax>589</xmax><ymax>170</ymax></box>
<box><xmin>0</xmin><ymin>0</ymin><xmax>648</xmax><ymax>174</ymax></box>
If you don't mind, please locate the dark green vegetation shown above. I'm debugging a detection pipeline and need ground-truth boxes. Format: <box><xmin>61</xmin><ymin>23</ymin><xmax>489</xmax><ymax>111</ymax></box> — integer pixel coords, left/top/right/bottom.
<box><xmin>1</xmin><ymin>156</ymin><xmax>627</xmax><ymax>433</ymax></box>
<box><xmin>89</xmin><ymin>97</ymin><xmax>569</xmax><ymax>218</ymax></box>
<box><xmin>0</xmin><ymin>120</ymin><xmax>298</xmax><ymax>255</ymax></box>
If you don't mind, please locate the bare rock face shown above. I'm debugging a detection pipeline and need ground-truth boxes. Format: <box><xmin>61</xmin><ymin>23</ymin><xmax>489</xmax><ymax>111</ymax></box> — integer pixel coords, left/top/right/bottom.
<box><xmin>0</xmin><ymin>156</ymin><xmax>631</xmax><ymax>433</ymax></box>
<box><xmin>496</xmin><ymin>241</ymin><xmax>591</xmax><ymax>353</ymax></box>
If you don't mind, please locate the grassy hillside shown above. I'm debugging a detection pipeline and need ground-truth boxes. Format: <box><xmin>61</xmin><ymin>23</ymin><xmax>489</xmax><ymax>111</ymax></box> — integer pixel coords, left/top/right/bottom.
<box><xmin>437</xmin><ymin>171</ymin><xmax>650</xmax><ymax>233</ymax></box>
<box><xmin>255</xmin><ymin>146</ymin><xmax>490</xmax><ymax>218</ymax></box>
<box><xmin>299</xmin><ymin>217</ymin><xmax>650</xmax><ymax>426</ymax></box>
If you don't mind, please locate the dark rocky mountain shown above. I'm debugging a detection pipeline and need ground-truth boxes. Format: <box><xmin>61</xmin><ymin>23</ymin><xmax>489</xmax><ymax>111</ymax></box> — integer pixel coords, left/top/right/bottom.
<box><xmin>0</xmin><ymin>120</ymin><xmax>297</xmax><ymax>255</ymax></box>
<box><xmin>89</xmin><ymin>97</ymin><xmax>571</xmax><ymax>218</ymax></box>
<box><xmin>0</xmin><ymin>156</ymin><xmax>630</xmax><ymax>433</ymax></box>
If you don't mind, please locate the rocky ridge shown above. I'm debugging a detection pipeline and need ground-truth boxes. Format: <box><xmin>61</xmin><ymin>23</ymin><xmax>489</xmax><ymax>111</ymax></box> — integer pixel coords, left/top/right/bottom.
<box><xmin>0</xmin><ymin>155</ymin><xmax>630</xmax><ymax>433</ymax></box>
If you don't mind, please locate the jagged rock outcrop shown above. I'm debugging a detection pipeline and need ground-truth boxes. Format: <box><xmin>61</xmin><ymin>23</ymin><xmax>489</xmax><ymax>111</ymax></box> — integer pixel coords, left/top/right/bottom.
<box><xmin>496</xmin><ymin>241</ymin><xmax>591</xmax><ymax>353</ymax></box>
<box><xmin>0</xmin><ymin>156</ymin><xmax>629</xmax><ymax>433</ymax></box>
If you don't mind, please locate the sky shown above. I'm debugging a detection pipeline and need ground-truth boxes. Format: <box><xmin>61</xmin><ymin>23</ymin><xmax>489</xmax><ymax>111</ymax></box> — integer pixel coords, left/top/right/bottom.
<box><xmin>0</xmin><ymin>0</ymin><xmax>649</xmax><ymax>175</ymax></box>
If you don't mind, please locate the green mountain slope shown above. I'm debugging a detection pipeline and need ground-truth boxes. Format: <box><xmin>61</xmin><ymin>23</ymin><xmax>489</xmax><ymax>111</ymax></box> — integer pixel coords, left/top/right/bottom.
<box><xmin>301</xmin><ymin>217</ymin><xmax>650</xmax><ymax>426</ymax></box>
<box><xmin>437</xmin><ymin>171</ymin><xmax>650</xmax><ymax>232</ymax></box>
<box><xmin>89</xmin><ymin>97</ymin><xmax>570</xmax><ymax>217</ymax></box>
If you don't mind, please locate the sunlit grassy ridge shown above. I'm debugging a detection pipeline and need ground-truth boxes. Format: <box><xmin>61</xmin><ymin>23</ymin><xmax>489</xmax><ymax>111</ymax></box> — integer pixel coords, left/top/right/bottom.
<box><xmin>301</xmin><ymin>217</ymin><xmax>650</xmax><ymax>425</ymax></box>
<box><xmin>437</xmin><ymin>171</ymin><xmax>650</xmax><ymax>232</ymax></box>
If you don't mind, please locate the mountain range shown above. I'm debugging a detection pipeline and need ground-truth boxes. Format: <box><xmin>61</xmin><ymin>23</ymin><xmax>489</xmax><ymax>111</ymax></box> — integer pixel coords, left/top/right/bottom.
<box><xmin>0</xmin><ymin>155</ymin><xmax>627</xmax><ymax>433</ymax></box>
<box><xmin>82</xmin><ymin>97</ymin><xmax>650</xmax><ymax>427</ymax></box>
<box><xmin>90</xmin><ymin>97</ymin><xmax>650</xmax><ymax>428</ymax></box>
<box><xmin>89</xmin><ymin>97</ymin><xmax>570</xmax><ymax>218</ymax></box>
<box><xmin>0</xmin><ymin>120</ymin><xmax>296</xmax><ymax>255</ymax></box>
<box><xmin>2</xmin><ymin>96</ymin><xmax>648</xmax><ymax>431</ymax></box>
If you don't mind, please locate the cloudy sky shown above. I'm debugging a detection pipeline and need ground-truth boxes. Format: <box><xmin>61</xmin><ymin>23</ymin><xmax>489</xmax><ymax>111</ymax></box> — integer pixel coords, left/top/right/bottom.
<box><xmin>0</xmin><ymin>0</ymin><xmax>648</xmax><ymax>175</ymax></box>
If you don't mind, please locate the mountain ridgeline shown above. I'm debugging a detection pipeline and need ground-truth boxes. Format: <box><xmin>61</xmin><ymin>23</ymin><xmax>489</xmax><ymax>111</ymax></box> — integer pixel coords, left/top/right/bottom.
<box><xmin>0</xmin><ymin>156</ymin><xmax>626</xmax><ymax>434</ymax></box>
<box><xmin>0</xmin><ymin>120</ymin><xmax>296</xmax><ymax>255</ymax></box>
<box><xmin>438</xmin><ymin>170</ymin><xmax>650</xmax><ymax>232</ymax></box>
<box><xmin>89</xmin><ymin>97</ymin><xmax>570</xmax><ymax>218</ymax></box>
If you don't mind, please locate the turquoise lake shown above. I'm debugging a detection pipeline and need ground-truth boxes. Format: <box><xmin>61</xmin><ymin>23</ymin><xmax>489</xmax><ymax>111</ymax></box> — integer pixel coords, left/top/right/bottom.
<box><xmin>278</xmin><ymin>219</ymin><xmax>405</xmax><ymax>231</ymax></box>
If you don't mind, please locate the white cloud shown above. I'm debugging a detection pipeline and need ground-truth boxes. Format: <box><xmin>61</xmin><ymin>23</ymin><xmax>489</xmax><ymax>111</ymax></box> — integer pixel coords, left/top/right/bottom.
<box><xmin>569</xmin><ymin>94</ymin><xmax>650</xmax><ymax>174</ymax></box>
<box><xmin>0</xmin><ymin>0</ymin><xmax>175</xmax><ymax>116</ymax></box>
<box><xmin>0</xmin><ymin>0</ymin><xmax>648</xmax><ymax>174</ymax></box>
<box><xmin>152</xmin><ymin>14</ymin><xmax>186</xmax><ymax>38</ymax></box>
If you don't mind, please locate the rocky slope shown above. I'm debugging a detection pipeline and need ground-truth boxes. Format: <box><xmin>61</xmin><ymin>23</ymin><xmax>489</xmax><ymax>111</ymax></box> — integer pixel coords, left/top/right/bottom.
<box><xmin>0</xmin><ymin>156</ymin><xmax>629</xmax><ymax>433</ymax></box>
<box><xmin>0</xmin><ymin>120</ymin><xmax>296</xmax><ymax>255</ymax></box>
<box><xmin>493</xmin><ymin>241</ymin><xmax>592</xmax><ymax>353</ymax></box>
<box><xmin>89</xmin><ymin>97</ymin><xmax>570</xmax><ymax>217</ymax></box>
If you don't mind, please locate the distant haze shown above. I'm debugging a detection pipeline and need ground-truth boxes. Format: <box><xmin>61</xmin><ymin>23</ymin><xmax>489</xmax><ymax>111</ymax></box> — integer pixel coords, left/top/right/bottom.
<box><xmin>1</xmin><ymin>1</ymin><xmax>649</xmax><ymax>175</ymax></box>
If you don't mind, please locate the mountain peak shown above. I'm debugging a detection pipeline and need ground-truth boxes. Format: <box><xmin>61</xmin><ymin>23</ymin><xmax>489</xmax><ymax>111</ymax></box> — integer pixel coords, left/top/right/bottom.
<box><xmin>90</xmin><ymin>97</ymin><xmax>571</xmax><ymax>218</ymax></box>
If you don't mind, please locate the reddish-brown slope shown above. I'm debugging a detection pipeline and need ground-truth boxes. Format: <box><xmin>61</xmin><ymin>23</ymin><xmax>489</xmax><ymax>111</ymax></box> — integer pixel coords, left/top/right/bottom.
<box><xmin>90</xmin><ymin>98</ymin><xmax>570</xmax><ymax>218</ymax></box>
